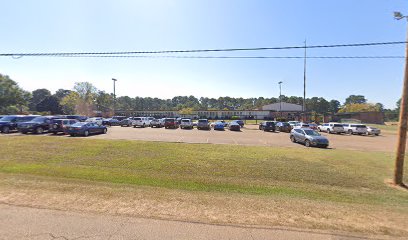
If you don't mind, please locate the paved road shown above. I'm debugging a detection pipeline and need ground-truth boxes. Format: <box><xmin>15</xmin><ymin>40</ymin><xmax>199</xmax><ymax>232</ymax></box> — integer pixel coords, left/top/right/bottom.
<box><xmin>0</xmin><ymin>204</ymin><xmax>378</xmax><ymax>240</ymax></box>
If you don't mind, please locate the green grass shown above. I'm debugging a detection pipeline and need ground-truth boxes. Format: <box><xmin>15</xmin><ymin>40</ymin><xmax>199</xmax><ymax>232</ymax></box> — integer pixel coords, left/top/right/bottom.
<box><xmin>0</xmin><ymin>136</ymin><xmax>407</xmax><ymax>207</ymax></box>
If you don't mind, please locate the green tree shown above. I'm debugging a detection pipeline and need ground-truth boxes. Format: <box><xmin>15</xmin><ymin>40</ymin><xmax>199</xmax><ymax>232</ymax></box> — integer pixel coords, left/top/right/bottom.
<box><xmin>0</xmin><ymin>74</ymin><xmax>30</xmax><ymax>114</ymax></box>
<box><xmin>60</xmin><ymin>92</ymin><xmax>80</xmax><ymax>115</ymax></box>
<box><xmin>344</xmin><ymin>95</ymin><xmax>367</xmax><ymax>105</ymax></box>
<box><xmin>328</xmin><ymin>100</ymin><xmax>341</xmax><ymax>113</ymax></box>
<box><xmin>339</xmin><ymin>103</ymin><xmax>381</xmax><ymax>113</ymax></box>
<box><xmin>36</xmin><ymin>95</ymin><xmax>63</xmax><ymax>114</ymax></box>
<box><xmin>29</xmin><ymin>88</ymin><xmax>51</xmax><ymax>111</ymax></box>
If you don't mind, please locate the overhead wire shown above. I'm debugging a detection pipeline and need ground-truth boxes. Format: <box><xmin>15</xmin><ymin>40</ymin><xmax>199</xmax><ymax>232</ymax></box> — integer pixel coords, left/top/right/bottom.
<box><xmin>0</xmin><ymin>41</ymin><xmax>406</xmax><ymax>58</ymax></box>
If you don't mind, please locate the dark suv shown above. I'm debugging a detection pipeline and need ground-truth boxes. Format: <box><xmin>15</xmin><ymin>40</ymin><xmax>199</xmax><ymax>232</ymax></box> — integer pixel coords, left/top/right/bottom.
<box><xmin>259</xmin><ymin>121</ymin><xmax>276</xmax><ymax>132</ymax></box>
<box><xmin>17</xmin><ymin>116</ymin><xmax>59</xmax><ymax>134</ymax></box>
<box><xmin>164</xmin><ymin>118</ymin><xmax>179</xmax><ymax>129</ymax></box>
<box><xmin>49</xmin><ymin>119</ymin><xmax>79</xmax><ymax>134</ymax></box>
<box><xmin>0</xmin><ymin>115</ymin><xmax>39</xmax><ymax>133</ymax></box>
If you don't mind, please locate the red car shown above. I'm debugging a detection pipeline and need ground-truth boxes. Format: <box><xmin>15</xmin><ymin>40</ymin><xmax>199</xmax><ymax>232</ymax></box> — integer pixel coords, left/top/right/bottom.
<box><xmin>164</xmin><ymin>118</ymin><xmax>179</xmax><ymax>129</ymax></box>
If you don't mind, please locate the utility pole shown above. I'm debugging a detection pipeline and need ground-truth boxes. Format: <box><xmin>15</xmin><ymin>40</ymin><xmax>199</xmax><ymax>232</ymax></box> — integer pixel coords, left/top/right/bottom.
<box><xmin>112</xmin><ymin>78</ymin><xmax>117</xmax><ymax>115</ymax></box>
<box><xmin>303</xmin><ymin>40</ymin><xmax>307</xmax><ymax>120</ymax></box>
<box><xmin>278</xmin><ymin>81</ymin><xmax>283</xmax><ymax>117</ymax></box>
<box><xmin>393</xmin><ymin>12</ymin><xmax>408</xmax><ymax>186</ymax></box>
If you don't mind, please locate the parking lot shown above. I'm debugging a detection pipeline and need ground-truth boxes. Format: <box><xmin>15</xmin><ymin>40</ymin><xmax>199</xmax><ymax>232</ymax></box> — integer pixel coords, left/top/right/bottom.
<box><xmin>1</xmin><ymin>125</ymin><xmax>396</xmax><ymax>152</ymax></box>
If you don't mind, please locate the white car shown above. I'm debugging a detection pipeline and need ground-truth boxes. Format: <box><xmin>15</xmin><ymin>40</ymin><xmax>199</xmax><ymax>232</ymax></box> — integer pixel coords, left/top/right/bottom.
<box><xmin>342</xmin><ymin>123</ymin><xmax>368</xmax><ymax>135</ymax></box>
<box><xmin>180</xmin><ymin>119</ymin><xmax>193</xmax><ymax>129</ymax></box>
<box><xmin>85</xmin><ymin>117</ymin><xmax>103</xmax><ymax>125</ymax></box>
<box><xmin>318</xmin><ymin>122</ymin><xmax>345</xmax><ymax>134</ymax></box>
<box><xmin>288</xmin><ymin>121</ymin><xmax>300</xmax><ymax>127</ymax></box>
<box><xmin>293</xmin><ymin>122</ymin><xmax>310</xmax><ymax>129</ymax></box>
<box><xmin>367</xmin><ymin>126</ymin><xmax>381</xmax><ymax>136</ymax></box>
<box><xmin>131</xmin><ymin>117</ymin><xmax>150</xmax><ymax>128</ymax></box>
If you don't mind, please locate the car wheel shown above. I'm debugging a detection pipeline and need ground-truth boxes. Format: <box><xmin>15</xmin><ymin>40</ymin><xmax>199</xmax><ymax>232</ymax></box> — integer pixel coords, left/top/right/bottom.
<box><xmin>52</xmin><ymin>132</ymin><xmax>58</xmax><ymax>135</ymax></box>
<box><xmin>259</xmin><ymin>126</ymin><xmax>262</xmax><ymax>130</ymax></box>
<box><xmin>70</xmin><ymin>134</ymin><xmax>75</xmax><ymax>137</ymax></box>
<box><xmin>348</xmin><ymin>129</ymin><xmax>353</xmax><ymax>135</ymax></box>
<box><xmin>103</xmin><ymin>128</ymin><xmax>107</xmax><ymax>134</ymax></box>
<box><xmin>36</xmin><ymin>127</ymin><xmax>44</xmax><ymax>134</ymax></box>
<box><xmin>318</xmin><ymin>127</ymin><xmax>321</xmax><ymax>132</ymax></box>
<box><xmin>375</xmin><ymin>133</ymin><xmax>379</xmax><ymax>136</ymax></box>
<box><xmin>84</xmin><ymin>130</ymin><xmax>89</xmax><ymax>137</ymax></box>
<box><xmin>327</xmin><ymin>129</ymin><xmax>331</xmax><ymax>134</ymax></box>
<box><xmin>142</xmin><ymin>124</ymin><xmax>145</xmax><ymax>128</ymax></box>
<box><xmin>21</xmin><ymin>131</ymin><xmax>28</xmax><ymax>134</ymax></box>
<box><xmin>290</xmin><ymin>135</ymin><xmax>296</xmax><ymax>143</ymax></box>
<box><xmin>2</xmin><ymin>126</ymin><xmax>10</xmax><ymax>134</ymax></box>
<box><xmin>305</xmin><ymin>140</ymin><xmax>311</xmax><ymax>147</ymax></box>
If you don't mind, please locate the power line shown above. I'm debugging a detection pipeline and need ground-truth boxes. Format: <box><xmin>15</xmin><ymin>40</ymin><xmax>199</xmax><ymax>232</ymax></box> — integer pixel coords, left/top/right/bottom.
<box><xmin>0</xmin><ymin>41</ymin><xmax>406</xmax><ymax>58</ymax></box>
<box><xmin>19</xmin><ymin>55</ymin><xmax>405</xmax><ymax>59</ymax></box>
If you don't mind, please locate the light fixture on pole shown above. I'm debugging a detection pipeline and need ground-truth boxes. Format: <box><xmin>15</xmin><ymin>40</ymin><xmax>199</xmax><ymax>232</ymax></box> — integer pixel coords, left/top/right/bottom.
<box><xmin>112</xmin><ymin>78</ymin><xmax>117</xmax><ymax>114</ymax></box>
<box><xmin>393</xmin><ymin>11</ymin><xmax>408</xmax><ymax>186</ymax></box>
<box><xmin>278</xmin><ymin>81</ymin><xmax>283</xmax><ymax>117</ymax></box>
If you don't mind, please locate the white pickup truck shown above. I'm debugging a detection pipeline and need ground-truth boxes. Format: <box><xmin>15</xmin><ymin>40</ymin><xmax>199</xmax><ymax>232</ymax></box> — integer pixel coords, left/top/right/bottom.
<box><xmin>318</xmin><ymin>122</ymin><xmax>345</xmax><ymax>134</ymax></box>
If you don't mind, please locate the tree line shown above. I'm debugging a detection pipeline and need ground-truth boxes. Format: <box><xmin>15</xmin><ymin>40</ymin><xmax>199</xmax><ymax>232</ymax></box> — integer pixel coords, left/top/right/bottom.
<box><xmin>0</xmin><ymin>73</ymin><xmax>399</xmax><ymax>120</ymax></box>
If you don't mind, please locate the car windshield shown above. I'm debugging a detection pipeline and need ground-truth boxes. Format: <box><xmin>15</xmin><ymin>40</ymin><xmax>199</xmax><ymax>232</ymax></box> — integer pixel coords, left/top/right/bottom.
<box><xmin>17</xmin><ymin>116</ymin><xmax>37</xmax><ymax>122</ymax></box>
<box><xmin>265</xmin><ymin>122</ymin><xmax>274</xmax><ymax>126</ymax></box>
<box><xmin>182</xmin><ymin>119</ymin><xmax>190</xmax><ymax>122</ymax></box>
<box><xmin>71</xmin><ymin>122</ymin><xmax>87</xmax><ymax>127</ymax></box>
<box><xmin>1</xmin><ymin>116</ymin><xmax>17</xmax><ymax>121</ymax></box>
<box><xmin>304</xmin><ymin>129</ymin><xmax>320</xmax><ymax>136</ymax></box>
<box><xmin>333</xmin><ymin>124</ymin><xmax>343</xmax><ymax>127</ymax></box>
<box><xmin>134</xmin><ymin>118</ymin><xmax>142</xmax><ymax>121</ymax></box>
<box><xmin>165</xmin><ymin>119</ymin><xmax>174</xmax><ymax>122</ymax></box>
<box><xmin>31</xmin><ymin>117</ymin><xmax>46</xmax><ymax>123</ymax></box>
<box><xmin>198</xmin><ymin>120</ymin><xmax>207</xmax><ymax>123</ymax></box>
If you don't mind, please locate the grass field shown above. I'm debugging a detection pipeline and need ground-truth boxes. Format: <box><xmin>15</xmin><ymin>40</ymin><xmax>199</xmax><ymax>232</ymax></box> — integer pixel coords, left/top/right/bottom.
<box><xmin>0</xmin><ymin>136</ymin><xmax>407</xmax><ymax>205</ymax></box>
<box><xmin>1</xmin><ymin>136</ymin><xmax>408</xmax><ymax>236</ymax></box>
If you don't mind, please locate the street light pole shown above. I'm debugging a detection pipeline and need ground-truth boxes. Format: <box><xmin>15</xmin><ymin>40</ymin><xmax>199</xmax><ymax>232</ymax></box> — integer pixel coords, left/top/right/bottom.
<box><xmin>112</xmin><ymin>78</ymin><xmax>117</xmax><ymax>115</ymax></box>
<box><xmin>393</xmin><ymin>12</ymin><xmax>408</xmax><ymax>186</ymax></box>
<box><xmin>278</xmin><ymin>81</ymin><xmax>283</xmax><ymax>117</ymax></box>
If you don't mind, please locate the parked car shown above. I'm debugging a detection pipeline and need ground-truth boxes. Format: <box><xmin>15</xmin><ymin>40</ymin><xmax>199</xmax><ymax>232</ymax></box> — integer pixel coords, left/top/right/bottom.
<box><xmin>132</xmin><ymin>117</ymin><xmax>150</xmax><ymax>128</ymax></box>
<box><xmin>197</xmin><ymin>119</ymin><xmax>210</xmax><ymax>130</ymax></box>
<box><xmin>164</xmin><ymin>118</ymin><xmax>179</xmax><ymax>129</ymax></box>
<box><xmin>120</xmin><ymin>117</ymin><xmax>134</xmax><ymax>127</ymax></box>
<box><xmin>17</xmin><ymin>116</ymin><xmax>59</xmax><ymax>134</ymax></box>
<box><xmin>150</xmin><ymin>118</ymin><xmax>164</xmax><ymax>128</ymax></box>
<box><xmin>212</xmin><ymin>121</ymin><xmax>225</xmax><ymax>131</ymax></box>
<box><xmin>228</xmin><ymin>122</ymin><xmax>241</xmax><ymax>131</ymax></box>
<box><xmin>0</xmin><ymin>115</ymin><xmax>39</xmax><ymax>133</ymax></box>
<box><xmin>49</xmin><ymin>119</ymin><xmax>79</xmax><ymax>134</ymax></box>
<box><xmin>192</xmin><ymin>121</ymin><xmax>198</xmax><ymax>127</ymax></box>
<box><xmin>65</xmin><ymin>122</ymin><xmax>107</xmax><ymax>137</ymax></box>
<box><xmin>294</xmin><ymin>122</ymin><xmax>310</xmax><ymax>129</ymax></box>
<box><xmin>318</xmin><ymin>123</ymin><xmax>346</xmax><ymax>134</ymax></box>
<box><xmin>231</xmin><ymin>120</ymin><xmax>244</xmax><ymax>128</ymax></box>
<box><xmin>276</xmin><ymin>122</ymin><xmax>292</xmax><ymax>133</ymax></box>
<box><xmin>180</xmin><ymin>119</ymin><xmax>193</xmax><ymax>129</ymax></box>
<box><xmin>366</xmin><ymin>126</ymin><xmax>381</xmax><ymax>136</ymax></box>
<box><xmin>290</xmin><ymin>128</ymin><xmax>329</xmax><ymax>148</ymax></box>
<box><xmin>147</xmin><ymin>117</ymin><xmax>155</xmax><ymax>124</ymax></box>
<box><xmin>102</xmin><ymin>118</ymin><xmax>120</xmax><ymax>126</ymax></box>
<box><xmin>259</xmin><ymin>121</ymin><xmax>276</xmax><ymax>132</ymax></box>
<box><xmin>288</xmin><ymin>121</ymin><xmax>300</xmax><ymax>127</ymax></box>
<box><xmin>342</xmin><ymin>123</ymin><xmax>368</xmax><ymax>135</ymax></box>
<box><xmin>66</xmin><ymin>115</ymin><xmax>88</xmax><ymax>122</ymax></box>
<box><xmin>308</xmin><ymin>123</ymin><xmax>318</xmax><ymax>130</ymax></box>
<box><xmin>112</xmin><ymin>116</ymin><xmax>127</xmax><ymax>121</ymax></box>
<box><xmin>86</xmin><ymin>117</ymin><xmax>103</xmax><ymax>125</ymax></box>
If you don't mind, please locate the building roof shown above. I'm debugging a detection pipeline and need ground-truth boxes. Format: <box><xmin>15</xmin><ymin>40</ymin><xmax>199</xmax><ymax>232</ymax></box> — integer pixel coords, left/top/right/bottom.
<box><xmin>261</xmin><ymin>102</ymin><xmax>302</xmax><ymax>112</ymax></box>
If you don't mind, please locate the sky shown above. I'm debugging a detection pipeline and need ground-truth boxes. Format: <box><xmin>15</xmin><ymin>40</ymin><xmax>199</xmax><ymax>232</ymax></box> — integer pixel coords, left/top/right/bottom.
<box><xmin>0</xmin><ymin>0</ymin><xmax>407</xmax><ymax>109</ymax></box>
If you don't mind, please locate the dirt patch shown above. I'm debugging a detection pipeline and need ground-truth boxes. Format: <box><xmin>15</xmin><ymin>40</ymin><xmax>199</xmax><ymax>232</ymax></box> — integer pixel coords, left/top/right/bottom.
<box><xmin>1</xmin><ymin>174</ymin><xmax>407</xmax><ymax>238</ymax></box>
